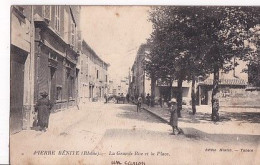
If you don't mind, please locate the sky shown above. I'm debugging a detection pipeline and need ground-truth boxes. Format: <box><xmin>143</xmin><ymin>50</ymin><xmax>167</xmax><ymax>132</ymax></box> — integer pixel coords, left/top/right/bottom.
<box><xmin>80</xmin><ymin>6</ymin><xmax>153</xmax><ymax>80</ymax></box>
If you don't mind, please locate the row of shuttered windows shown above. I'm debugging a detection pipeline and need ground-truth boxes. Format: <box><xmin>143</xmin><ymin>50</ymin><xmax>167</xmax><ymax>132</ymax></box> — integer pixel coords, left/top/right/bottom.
<box><xmin>42</xmin><ymin>6</ymin><xmax>77</xmax><ymax>47</ymax></box>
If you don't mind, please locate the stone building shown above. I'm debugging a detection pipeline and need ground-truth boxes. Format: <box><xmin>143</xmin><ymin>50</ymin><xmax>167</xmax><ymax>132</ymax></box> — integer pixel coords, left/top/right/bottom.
<box><xmin>10</xmin><ymin>6</ymin><xmax>34</xmax><ymax>133</ymax></box>
<box><xmin>33</xmin><ymin>5</ymin><xmax>81</xmax><ymax>109</ymax></box>
<box><xmin>80</xmin><ymin>40</ymin><xmax>109</xmax><ymax>102</ymax></box>
<box><xmin>10</xmin><ymin>5</ymin><xmax>81</xmax><ymax>133</ymax></box>
<box><xmin>129</xmin><ymin>44</ymin><xmax>151</xmax><ymax>100</ymax></box>
<box><xmin>109</xmin><ymin>77</ymin><xmax>129</xmax><ymax>96</ymax></box>
<box><xmin>197</xmin><ymin>59</ymin><xmax>260</xmax><ymax>107</ymax></box>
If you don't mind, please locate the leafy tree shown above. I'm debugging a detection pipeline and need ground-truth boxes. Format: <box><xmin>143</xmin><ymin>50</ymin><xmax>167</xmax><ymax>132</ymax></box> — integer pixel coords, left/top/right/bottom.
<box><xmin>198</xmin><ymin>7</ymin><xmax>260</xmax><ymax>121</ymax></box>
<box><xmin>147</xmin><ymin>7</ymin><xmax>210</xmax><ymax>117</ymax></box>
<box><xmin>242</xmin><ymin>26</ymin><xmax>260</xmax><ymax>87</ymax></box>
<box><xmin>146</xmin><ymin>6</ymin><xmax>259</xmax><ymax>121</ymax></box>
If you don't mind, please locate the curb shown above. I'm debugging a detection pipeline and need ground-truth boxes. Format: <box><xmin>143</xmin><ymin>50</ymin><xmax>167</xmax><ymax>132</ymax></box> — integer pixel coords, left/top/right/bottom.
<box><xmin>220</xmin><ymin>105</ymin><xmax>260</xmax><ymax>108</ymax></box>
<box><xmin>142</xmin><ymin>107</ymin><xmax>169</xmax><ymax>124</ymax></box>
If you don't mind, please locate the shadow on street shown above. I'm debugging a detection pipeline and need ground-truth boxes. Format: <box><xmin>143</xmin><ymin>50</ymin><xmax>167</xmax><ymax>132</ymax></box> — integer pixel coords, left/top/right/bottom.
<box><xmin>98</xmin><ymin>128</ymin><xmax>260</xmax><ymax>145</ymax></box>
<box><xmin>180</xmin><ymin>111</ymin><xmax>232</xmax><ymax>124</ymax></box>
<box><xmin>180</xmin><ymin>108</ymin><xmax>260</xmax><ymax>124</ymax></box>
<box><xmin>182</xmin><ymin>127</ymin><xmax>260</xmax><ymax>144</ymax></box>
<box><xmin>222</xmin><ymin>112</ymin><xmax>260</xmax><ymax>123</ymax></box>
<box><xmin>116</xmin><ymin>105</ymin><xmax>163</xmax><ymax>124</ymax></box>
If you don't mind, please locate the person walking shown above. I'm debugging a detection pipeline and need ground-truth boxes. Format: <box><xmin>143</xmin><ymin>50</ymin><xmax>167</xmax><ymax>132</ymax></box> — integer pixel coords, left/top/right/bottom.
<box><xmin>104</xmin><ymin>93</ymin><xmax>108</xmax><ymax>104</ymax></box>
<box><xmin>169</xmin><ymin>98</ymin><xmax>183</xmax><ymax>135</ymax></box>
<box><xmin>35</xmin><ymin>91</ymin><xmax>53</xmax><ymax>132</ymax></box>
<box><xmin>146</xmin><ymin>93</ymin><xmax>151</xmax><ymax>107</ymax></box>
<box><xmin>137</xmin><ymin>96</ymin><xmax>142</xmax><ymax>112</ymax></box>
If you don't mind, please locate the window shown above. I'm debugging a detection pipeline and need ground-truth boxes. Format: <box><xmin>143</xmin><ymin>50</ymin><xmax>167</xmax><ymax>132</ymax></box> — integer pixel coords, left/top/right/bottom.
<box><xmin>56</xmin><ymin>86</ymin><xmax>62</xmax><ymax>101</ymax></box>
<box><xmin>42</xmin><ymin>6</ymin><xmax>51</xmax><ymax>20</ymax></box>
<box><xmin>86</xmin><ymin>64</ymin><xmax>88</xmax><ymax>76</ymax></box>
<box><xmin>54</xmin><ymin>6</ymin><xmax>60</xmax><ymax>32</ymax></box>
<box><xmin>48</xmin><ymin>52</ymin><xmax>57</xmax><ymax>61</ymax></box>
<box><xmin>71</xmin><ymin>22</ymin><xmax>75</xmax><ymax>46</ymax></box>
<box><xmin>106</xmin><ymin>75</ymin><xmax>108</xmax><ymax>82</ymax></box>
<box><xmin>96</xmin><ymin>70</ymin><xmax>99</xmax><ymax>79</ymax></box>
<box><xmin>64</xmin><ymin>9</ymin><xmax>69</xmax><ymax>42</ymax></box>
<box><xmin>68</xmin><ymin>77</ymin><xmax>74</xmax><ymax>99</ymax></box>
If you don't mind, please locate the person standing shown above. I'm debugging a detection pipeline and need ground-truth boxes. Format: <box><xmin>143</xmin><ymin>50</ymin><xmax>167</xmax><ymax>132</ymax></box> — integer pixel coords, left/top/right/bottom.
<box><xmin>126</xmin><ymin>93</ymin><xmax>130</xmax><ymax>103</ymax></box>
<box><xmin>35</xmin><ymin>91</ymin><xmax>53</xmax><ymax>132</ymax></box>
<box><xmin>169</xmin><ymin>98</ymin><xmax>183</xmax><ymax>135</ymax></box>
<box><xmin>104</xmin><ymin>93</ymin><xmax>108</xmax><ymax>104</ymax></box>
<box><xmin>137</xmin><ymin>96</ymin><xmax>142</xmax><ymax>112</ymax></box>
<box><xmin>146</xmin><ymin>93</ymin><xmax>151</xmax><ymax>107</ymax></box>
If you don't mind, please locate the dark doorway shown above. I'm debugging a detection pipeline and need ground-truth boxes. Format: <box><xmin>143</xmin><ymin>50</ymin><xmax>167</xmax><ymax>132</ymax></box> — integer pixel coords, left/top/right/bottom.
<box><xmin>10</xmin><ymin>46</ymin><xmax>27</xmax><ymax>134</ymax></box>
<box><xmin>49</xmin><ymin>67</ymin><xmax>56</xmax><ymax>104</ymax></box>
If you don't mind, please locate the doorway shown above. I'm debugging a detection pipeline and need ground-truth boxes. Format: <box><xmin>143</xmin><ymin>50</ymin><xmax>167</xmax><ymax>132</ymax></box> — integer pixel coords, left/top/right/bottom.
<box><xmin>10</xmin><ymin>46</ymin><xmax>27</xmax><ymax>133</ymax></box>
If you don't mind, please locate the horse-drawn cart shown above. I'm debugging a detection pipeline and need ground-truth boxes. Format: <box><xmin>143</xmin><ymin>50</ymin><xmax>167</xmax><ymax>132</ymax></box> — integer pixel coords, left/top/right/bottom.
<box><xmin>115</xmin><ymin>95</ymin><xmax>125</xmax><ymax>104</ymax></box>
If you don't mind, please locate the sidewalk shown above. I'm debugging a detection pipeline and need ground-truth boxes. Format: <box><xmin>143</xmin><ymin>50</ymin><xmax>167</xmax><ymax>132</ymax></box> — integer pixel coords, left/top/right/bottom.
<box><xmin>142</xmin><ymin>104</ymin><xmax>260</xmax><ymax>136</ymax></box>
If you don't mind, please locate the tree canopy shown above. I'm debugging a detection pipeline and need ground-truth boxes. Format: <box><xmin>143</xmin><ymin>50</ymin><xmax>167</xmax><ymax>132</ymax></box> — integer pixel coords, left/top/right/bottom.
<box><xmin>145</xmin><ymin>6</ymin><xmax>260</xmax><ymax>121</ymax></box>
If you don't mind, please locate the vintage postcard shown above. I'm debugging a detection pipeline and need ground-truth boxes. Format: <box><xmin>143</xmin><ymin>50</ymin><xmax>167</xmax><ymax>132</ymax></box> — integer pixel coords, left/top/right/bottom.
<box><xmin>10</xmin><ymin>5</ymin><xmax>260</xmax><ymax>165</ymax></box>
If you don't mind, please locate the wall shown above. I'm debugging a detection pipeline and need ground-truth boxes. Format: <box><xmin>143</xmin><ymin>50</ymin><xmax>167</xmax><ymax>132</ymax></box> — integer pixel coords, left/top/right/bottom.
<box><xmin>10</xmin><ymin>6</ymin><xmax>34</xmax><ymax>133</ymax></box>
<box><xmin>219</xmin><ymin>88</ymin><xmax>260</xmax><ymax>106</ymax></box>
<box><xmin>81</xmin><ymin>40</ymin><xmax>109</xmax><ymax>101</ymax></box>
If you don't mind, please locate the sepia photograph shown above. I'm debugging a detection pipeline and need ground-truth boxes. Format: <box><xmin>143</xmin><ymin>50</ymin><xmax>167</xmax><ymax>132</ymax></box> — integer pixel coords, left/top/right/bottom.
<box><xmin>9</xmin><ymin>5</ymin><xmax>260</xmax><ymax>165</ymax></box>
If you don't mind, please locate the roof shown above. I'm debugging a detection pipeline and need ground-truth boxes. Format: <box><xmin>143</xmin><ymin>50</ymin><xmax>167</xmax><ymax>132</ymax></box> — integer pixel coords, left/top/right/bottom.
<box><xmin>200</xmin><ymin>78</ymin><xmax>247</xmax><ymax>86</ymax></box>
<box><xmin>82</xmin><ymin>40</ymin><xmax>109</xmax><ymax>66</ymax></box>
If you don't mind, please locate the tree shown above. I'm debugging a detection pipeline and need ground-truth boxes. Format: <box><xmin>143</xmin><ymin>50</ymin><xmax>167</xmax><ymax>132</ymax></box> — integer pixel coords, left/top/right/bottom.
<box><xmin>147</xmin><ymin>7</ymin><xmax>211</xmax><ymax>117</ymax></box>
<box><xmin>146</xmin><ymin>7</ymin><xmax>187</xmax><ymax>116</ymax></box>
<box><xmin>242</xmin><ymin>26</ymin><xmax>260</xmax><ymax>87</ymax></box>
<box><xmin>146</xmin><ymin>6</ymin><xmax>260</xmax><ymax>121</ymax></box>
<box><xmin>198</xmin><ymin>7</ymin><xmax>260</xmax><ymax>121</ymax></box>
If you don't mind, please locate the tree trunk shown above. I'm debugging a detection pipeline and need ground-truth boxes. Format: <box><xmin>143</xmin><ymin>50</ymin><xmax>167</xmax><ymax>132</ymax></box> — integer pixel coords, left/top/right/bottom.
<box><xmin>177</xmin><ymin>78</ymin><xmax>183</xmax><ymax>118</ymax></box>
<box><xmin>212</xmin><ymin>66</ymin><xmax>220</xmax><ymax>121</ymax></box>
<box><xmin>168</xmin><ymin>78</ymin><xmax>173</xmax><ymax>102</ymax></box>
<box><xmin>191</xmin><ymin>74</ymin><xmax>196</xmax><ymax>115</ymax></box>
<box><xmin>151</xmin><ymin>74</ymin><xmax>156</xmax><ymax>107</ymax></box>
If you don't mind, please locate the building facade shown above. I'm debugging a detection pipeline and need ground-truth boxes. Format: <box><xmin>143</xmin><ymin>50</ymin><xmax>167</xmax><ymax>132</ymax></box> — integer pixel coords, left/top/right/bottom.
<box><xmin>130</xmin><ymin>42</ymin><xmax>260</xmax><ymax>107</ymax></box>
<box><xmin>10</xmin><ymin>6</ymin><xmax>34</xmax><ymax>133</ymax></box>
<box><xmin>108</xmin><ymin>77</ymin><xmax>129</xmax><ymax>96</ymax></box>
<box><xmin>10</xmin><ymin>5</ymin><xmax>81</xmax><ymax>133</ymax></box>
<box><xmin>197</xmin><ymin>59</ymin><xmax>260</xmax><ymax>106</ymax></box>
<box><xmin>80</xmin><ymin>40</ymin><xmax>109</xmax><ymax>102</ymax></box>
<box><xmin>33</xmin><ymin>5</ymin><xmax>81</xmax><ymax>110</ymax></box>
<box><xmin>129</xmin><ymin>44</ymin><xmax>151</xmax><ymax>100</ymax></box>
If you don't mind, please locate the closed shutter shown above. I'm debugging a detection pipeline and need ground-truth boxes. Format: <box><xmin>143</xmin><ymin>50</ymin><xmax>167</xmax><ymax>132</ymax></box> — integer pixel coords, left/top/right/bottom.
<box><xmin>38</xmin><ymin>50</ymin><xmax>49</xmax><ymax>96</ymax></box>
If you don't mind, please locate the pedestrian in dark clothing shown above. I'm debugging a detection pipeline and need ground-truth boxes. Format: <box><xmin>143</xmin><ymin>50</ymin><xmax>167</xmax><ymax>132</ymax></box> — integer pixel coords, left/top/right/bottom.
<box><xmin>169</xmin><ymin>98</ymin><xmax>183</xmax><ymax>135</ymax></box>
<box><xmin>104</xmin><ymin>93</ymin><xmax>108</xmax><ymax>103</ymax></box>
<box><xmin>126</xmin><ymin>93</ymin><xmax>130</xmax><ymax>103</ymax></box>
<box><xmin>35</xmin><ymin>92</ymin><xmax>53</xmax><ymax>132</ymax></box>
<box><xmin>146</xmin><ymin>93</ymin><xmax>151</xmax><ymax>107</ymax></box>
<box><xmin>131</xmin><ymin>96</ymin><xmax>134</xmax><ymax>103</ymax></box>
<box><xmin>159</xmin><ymin>96</ymin><xmax>163</xmax><ymax>108</ymax></box>
<box><xmin>137</xmin><ymin>96</ymin><xmax>142</xmax><ymax>112</ymax></box>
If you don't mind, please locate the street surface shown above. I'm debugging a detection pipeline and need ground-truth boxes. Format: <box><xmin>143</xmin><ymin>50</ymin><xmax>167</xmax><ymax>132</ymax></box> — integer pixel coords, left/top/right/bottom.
<box><xmin>10</xmin><ymin>102</ymin><xmax>260</xmax><ymax>165</ymax></box>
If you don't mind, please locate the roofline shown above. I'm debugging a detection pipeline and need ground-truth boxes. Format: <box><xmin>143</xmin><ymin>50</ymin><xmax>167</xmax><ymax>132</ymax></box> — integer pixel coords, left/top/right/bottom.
<box><xmin>81</xmin><ymin>39</ymin><xmax>109</xmax><ymax>66</ymax></box>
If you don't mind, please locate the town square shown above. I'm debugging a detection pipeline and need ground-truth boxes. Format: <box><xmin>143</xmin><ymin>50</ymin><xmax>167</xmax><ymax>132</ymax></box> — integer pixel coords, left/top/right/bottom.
<box><xmin>9</xmin><ymin>5</ymin><xmax>260</xmax><ymax>165</ymax></box>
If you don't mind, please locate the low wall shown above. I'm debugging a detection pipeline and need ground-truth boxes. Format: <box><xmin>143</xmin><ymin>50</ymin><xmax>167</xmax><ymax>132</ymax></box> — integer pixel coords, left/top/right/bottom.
<box><xmin>219</xmin><ymin>88</ymin><xmax>260</xmax><ymax>106</ymax></box>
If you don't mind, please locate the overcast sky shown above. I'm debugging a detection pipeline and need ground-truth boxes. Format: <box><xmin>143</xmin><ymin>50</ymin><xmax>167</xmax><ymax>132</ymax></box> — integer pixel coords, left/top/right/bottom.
<box><xmin>80</xmin><ymin>6</ymin><xmax>152</xmax><ymax>80</ymax></box>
